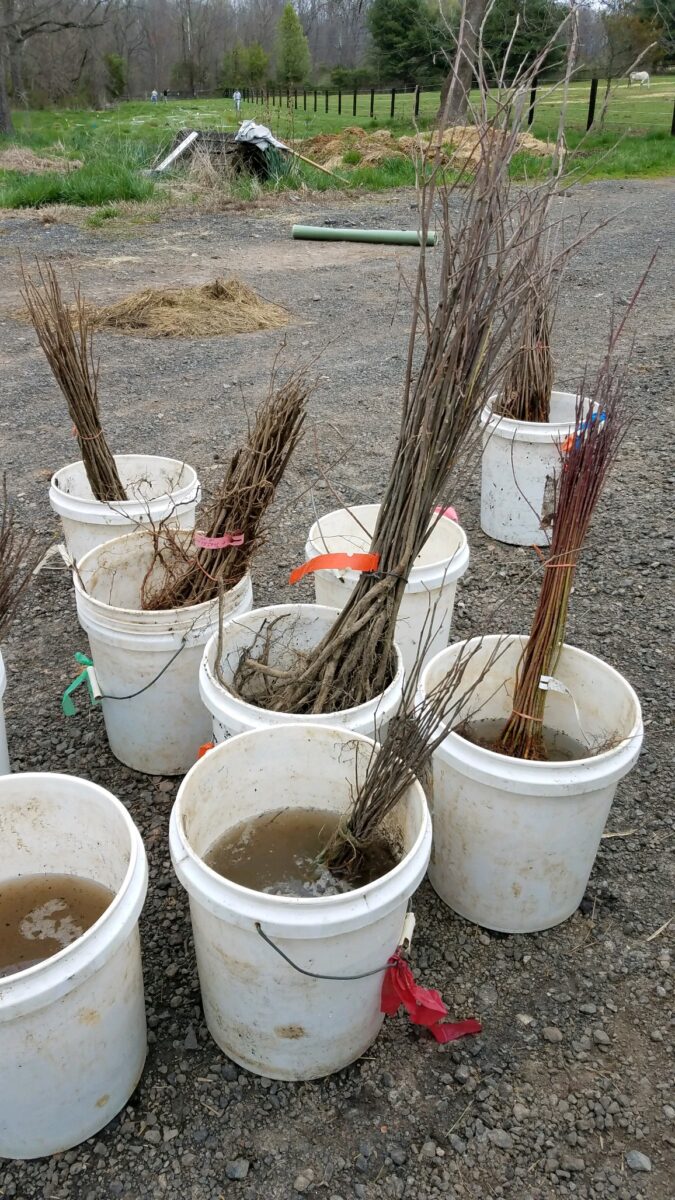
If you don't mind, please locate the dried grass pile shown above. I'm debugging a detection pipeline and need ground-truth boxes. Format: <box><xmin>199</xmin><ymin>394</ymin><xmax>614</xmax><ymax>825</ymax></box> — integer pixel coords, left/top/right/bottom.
<box><xmin>84</xmin><ymin>278</ymin><xmax>288</xmax><ymax>339</ymax></box>
<box><xmin>300</xmin><ymin>124</ymin><xmax>550</xmax><ymax>173</ymax></box>
<box><xmin>399</xmin><ymin>125</ymin><xmax>550</xmax><ymax>169</ymax></box>
<box><xmin>0</xmin><ymin>147</ymin><xmax>82</xmax><ymax>174</ymax></box>
<box><xmin>301</xmin><ymin>127</ymin><xmax>406</xmax><ymax>170</ymax></box>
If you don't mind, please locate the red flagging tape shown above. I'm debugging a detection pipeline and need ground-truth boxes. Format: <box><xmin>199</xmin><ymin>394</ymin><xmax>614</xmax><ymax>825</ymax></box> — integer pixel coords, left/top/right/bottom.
<box><xmin>381</xmin><ymin>953</ymin><xmax>482</xmax><ymax>1044</ymax></box>
<box><xmin>289</xmin><ymin>552</ymin><xmax>380</xmax><ymax>586</ymax></box>
<box><xmin>194</xmin><ymin>531</ymin><xmax>245</xmax><ymax>549</ymax></box>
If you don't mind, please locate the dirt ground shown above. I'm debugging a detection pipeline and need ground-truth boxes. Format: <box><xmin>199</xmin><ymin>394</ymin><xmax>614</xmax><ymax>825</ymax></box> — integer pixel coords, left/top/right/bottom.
<box><xmin>0</xmin><ymin>180</ymin><xmax>673</xmax><ymax>1200</ymax></box>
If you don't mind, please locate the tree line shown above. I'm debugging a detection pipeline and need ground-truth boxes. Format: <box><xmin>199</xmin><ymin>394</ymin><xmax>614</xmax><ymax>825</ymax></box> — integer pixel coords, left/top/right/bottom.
<box><xmin>1</xmin><ymin>0</ymin><xmax>673</xmax><ymax>134</ymax></box>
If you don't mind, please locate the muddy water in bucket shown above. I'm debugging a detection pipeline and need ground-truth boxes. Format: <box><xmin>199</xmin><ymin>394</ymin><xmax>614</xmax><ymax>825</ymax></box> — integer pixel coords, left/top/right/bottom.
<box><xmin>205</xmin><ymin>808</ymin><xmax>397</xmax><ymax>897</ymax></box>
<box><xmin>0</xmin><ymin>875</ymin><xmax>113</xmax><ymax>978</ymax></box>
<box><xmin>459</xmin><ymin>718</ymin><xmax>587</xmax><ymax>762</ymax></box>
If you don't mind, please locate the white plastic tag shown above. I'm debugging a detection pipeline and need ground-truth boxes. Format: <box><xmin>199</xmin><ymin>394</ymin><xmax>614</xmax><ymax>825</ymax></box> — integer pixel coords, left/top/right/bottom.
<box><xmin>86</xmin><ymin>666</ymin><xmax>102</xmax><ymax>702</ymax></box>
<box><xmin>401</xmin><ymin>911</ymin><xmax>416</xmax><ymax>951</ymax></box>
<box><xmin>539</xmin><ymin>675</ymin><xmax>591</xmax><ymax>747</ymax></box>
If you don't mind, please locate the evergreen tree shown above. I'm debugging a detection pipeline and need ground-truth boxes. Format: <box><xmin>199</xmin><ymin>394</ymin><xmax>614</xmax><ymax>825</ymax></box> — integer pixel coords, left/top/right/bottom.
<box><xmin>483</xmin><ymin>0</ymin><xmax>568</xmax><ymax>77</ymax></box>
<box><xmin>368</xmin><ymin>0</ymin><xmax>443</xmax><ymax>85</ymax></box>
<box><xmin>222</xmin><ymin>44</ymin><xmax>249</xmax><ymax>90</ymax></box>
<box><xmin>247</xmin><ymin>43</ymin><xmax>270</xmax><ymax>86</ymax></box>
<box><xmin>277</xmin><ymin>3</ymin><xmax>311</xmax><ymax>84</ymax></box>
<box><xmin>104</xmin><ymin>53</ymin><xmax>127</xmax><ymax>100</ymax></box>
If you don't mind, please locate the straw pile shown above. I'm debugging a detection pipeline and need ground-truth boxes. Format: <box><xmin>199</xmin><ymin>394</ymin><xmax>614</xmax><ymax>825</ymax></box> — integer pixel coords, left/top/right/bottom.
<box><xmin>300</xmin><ymin>125</ymin><xmax>550</xmax><ymax>172</ymax></box>
<box><xmin>301</xmin><ymin>127</ymin><xmax>406</xmax><ymax>170</ymax></box>
<box><xmin>398</xmin><ymin>125</ymin><xmax>550</xmax><ymax>169</ymax></box>
<box><xmin>0</xmin><ymin>147</ymin><xmax>82</xmax><ymax>174</ymax></box>
<box><xmin>84</xmin><ymin>279</ymin><xmax>288</xmax><ymax>339</ymax></box>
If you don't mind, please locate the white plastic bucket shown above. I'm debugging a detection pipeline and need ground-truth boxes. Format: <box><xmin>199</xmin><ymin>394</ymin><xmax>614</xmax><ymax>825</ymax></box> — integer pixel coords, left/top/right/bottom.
<box><xmin>305</xmin><ymin>504</ymin><xmax>469</xmax><ymax>673</ymax></box>
<box><xmin>50</xmin><ymin>454</ymin><xmax>201</xmax><ymax>563</ymax></box>
<box><xmin>74</xmin><ymin>529</ymin><xmax>253</xmax><ymax>775</ymax></box>
<box><xmin>0</xmin><ymin>651</ymin><xmax>9</xmax><ymax>775</ymax></box>
<box><xmin>480</xmin><ymin>392</ymin><xmax>582</xmax><ymax>546</ymax></box>
<box><xmin>200</xmin><ymin>603</ymin><xmax>404</xmax><ymax>744</ymax></box>
<box><xmin>0</xmin><ymin>772</ymin><xmax>148</xmax><ymax>1159</ymax></box>
<box><xmin>419</xmin><ymin>635</ymin><xmax>643</xmax><ymax>934</ymax></box>
<box><xmin>170</xmin><ymin>723</ymin><xmax>431</xmax><ymax>1080</ymax></box>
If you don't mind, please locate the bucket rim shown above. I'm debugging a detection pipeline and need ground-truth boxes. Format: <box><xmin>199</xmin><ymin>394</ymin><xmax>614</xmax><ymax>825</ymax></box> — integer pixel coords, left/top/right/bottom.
<box><xmin>306</xmin><ymin>502</ymin><xmax>469</xmax><ymax>589</ymax></box>
<box><xmin>419</xmin><ymin>634</ymin><xmax>643</xmax><ymax>792</ymax></box>
<box><xmin>73</xmin><ymin>529</ymin><xmax>250</xmax><ymax>625</ymax></box>
<box><xmin>200</xmin><ymin>603</ymin><xmax>405</xmax><ymax>728</ymax></box>
<box><xmin>480</xmin><ymin>390</ymin><xmax>588</xmax><ymax>441</ymax></box>
<box><xmin>170</xmin><ymin>724</ymin><xmax>432</xmax><ymax>935</ymax></box>
<box><xmin>50</xmin><ymin>453</ymin><xmax>199</xmax><ymax>511</ymax></box>
<box><xmin>0</xmin><ymin>773</ymin><xmax>147</xmax><ymax>1017</ymax></box>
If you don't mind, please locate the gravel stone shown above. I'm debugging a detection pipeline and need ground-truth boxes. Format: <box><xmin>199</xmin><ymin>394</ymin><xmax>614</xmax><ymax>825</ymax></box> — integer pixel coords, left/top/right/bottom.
<box><xmin>593</xmin><ymin>1028</ymin><xmax>611</xmax><ymax>1045</ymax></box>
<box><xmin>542</xmin><ymin>1026</ymin><xmax>564</xmax><ymax>1043</ymax></box>
<box><xmin>294</xmin><ymin>1170</ymin><xmax>315</xmax><ymax>1192</ymax></box>
<box><xmin>488</xmin><ymin>1129</ymin><xmax>514</xmax><ymax>1150</ymax></box>
<box><xmin>625</xmin><ymin>1150</ymin><xmax>652</xmax><ymax>1172</ymax></box>
<box><xmin>225</xmin><ymin>1159</ymin><xmax>250</xmax><ymax>1181</ymax></box>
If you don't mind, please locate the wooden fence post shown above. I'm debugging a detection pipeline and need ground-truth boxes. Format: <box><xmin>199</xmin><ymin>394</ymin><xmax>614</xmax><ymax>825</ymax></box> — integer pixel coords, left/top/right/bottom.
<box><xmin>338</xmin><ymin>90</ymin><xmax>342</xmax><ymax>115</ymax></box>
<box><xmin>390</xmin><ymin>88</ymin><xmax>396</xmax><ymax>119</ymax></box>
<box><xmin>586</xmin><ymin>77</ymin><xmax>598</xmax><ymax>131</ymax></box>
<box><xmin>671</xmin><ymin>98</ymin><xmax>675</xmax><ymax>136</ymax></box>
<box><xmin>303</xmin><ymin>89</ymin><xmax>307</xmax><ymax>110</ymax></box>
<box><xmin>314</xmin><ymin>89</ymin><xmax>317</xmax><ymax>112</ymax></box>
<box><xmin>370</xmin><ymin>87</ymin><xmax>375</xmax><ymax>118</ymax></box>
<box><xmin>325</xmin><ymin>89</ymin><xmax>329</xmax><ymax>113</ymax></box>
<box><xmin>353</xmin><ymin>88</ymin><xmax>358</xmax><ymax>117</ymax></box>
<box><xmin>528</xmin><ymin>76</ymin><xmax>539</xmax><ymax>127</ymax></box>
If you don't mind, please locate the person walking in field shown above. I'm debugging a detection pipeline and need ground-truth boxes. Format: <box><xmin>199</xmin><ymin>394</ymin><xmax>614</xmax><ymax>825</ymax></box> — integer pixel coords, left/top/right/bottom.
<box><xmin>150</xmin><ymin>88</ymin><xmax>158</xmax><ymax>103</ymax></box>
<box><xmin>233</xmin><ymin>88</ymin><xmax>242</xmax><ymax>114</ymax></box>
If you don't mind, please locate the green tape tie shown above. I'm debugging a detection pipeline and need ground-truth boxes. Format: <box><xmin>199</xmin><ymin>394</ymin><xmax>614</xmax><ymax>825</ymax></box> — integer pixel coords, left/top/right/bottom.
<box><xmin>62</xmin><ymin>653</ymin><xmax>100</xmax><ymax>716</ymax></box>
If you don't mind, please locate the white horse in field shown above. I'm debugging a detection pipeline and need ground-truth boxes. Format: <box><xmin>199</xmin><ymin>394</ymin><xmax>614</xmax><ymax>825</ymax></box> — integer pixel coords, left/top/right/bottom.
<box><xmin>629</xmin><ymin>71</ymin><xmax>650</xmax><ymax>87</ymax></box>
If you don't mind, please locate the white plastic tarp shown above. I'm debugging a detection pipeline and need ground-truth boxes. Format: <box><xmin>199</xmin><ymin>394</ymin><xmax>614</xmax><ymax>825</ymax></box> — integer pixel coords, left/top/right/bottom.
<box><xmin>234</xmin><ymin>121</ymin><xmax>288</xmax><ymax>151</ymax></box>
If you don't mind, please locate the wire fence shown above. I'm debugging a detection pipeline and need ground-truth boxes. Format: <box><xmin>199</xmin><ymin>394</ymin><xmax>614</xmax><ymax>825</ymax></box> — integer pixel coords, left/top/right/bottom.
<box><xmin>200</xmin><ymin>78</ymin><xmax>675</xmax><ymax>137</ymax></box>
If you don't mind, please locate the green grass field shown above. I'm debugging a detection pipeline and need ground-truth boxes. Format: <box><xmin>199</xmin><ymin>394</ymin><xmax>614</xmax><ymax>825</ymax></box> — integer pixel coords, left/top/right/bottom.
<box><xmin>1</xmin><ymin>76</ymin><xmax>673</xmax><ymax>210</ymax></box>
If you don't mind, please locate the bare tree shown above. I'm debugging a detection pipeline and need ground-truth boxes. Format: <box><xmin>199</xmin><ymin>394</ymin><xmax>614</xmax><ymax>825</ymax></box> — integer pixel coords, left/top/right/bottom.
<box><xmin>0</xmin><ymin>27</ymin><xmax>12</xmax><ymax>133</ymax></box>
<box><xmin>438</xmin><ymin>0</ymin><xmax>488</xmax><ymax>124</ymax></box>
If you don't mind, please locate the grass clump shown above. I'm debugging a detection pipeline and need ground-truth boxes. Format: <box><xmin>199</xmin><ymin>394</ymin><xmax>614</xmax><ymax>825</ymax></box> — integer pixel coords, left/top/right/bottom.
<box><xmin>0</xmin><ymin>161</ymin><xmax>154</xmax><ymax>209</ymax></box>
<box><xmin>85</xmin><ymin>205</ymin><xmax>121</xmax><ymax>228</ymax></box>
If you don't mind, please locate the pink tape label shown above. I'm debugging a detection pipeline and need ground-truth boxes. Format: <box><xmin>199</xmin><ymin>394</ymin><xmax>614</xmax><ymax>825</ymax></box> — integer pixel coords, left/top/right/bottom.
<box><xmin>193</xmin><ymin>531</ymin><xmax>245</xmax><ymax>550</ymax></box>
<box><xmin>433</xmin><ymin>505</ymin><xmax>459</xmax><ymax>522</ymax></box>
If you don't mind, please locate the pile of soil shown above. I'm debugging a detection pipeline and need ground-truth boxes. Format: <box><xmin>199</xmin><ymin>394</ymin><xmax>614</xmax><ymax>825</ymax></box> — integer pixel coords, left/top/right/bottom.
<box><xmin>301</xmin><ymin>127</ymin><xmax>407</xmax><ymax>171</ymax></box>
<box><xmin>0</xmin><ymin>146</ymin><xmax>82</xmax><ymax>174</ymax></box>
<box><xmin>83</xmin><ymin>277</ymin><xmax>288</xmax><ymax>338</ymax></box>
<box><xmin>399</xmin><ymin>124</ymin><xmax>551</xmax><ymax>168</ymax></box>
<box><xmin>301</xmin><ymin>124</ymin><xmax>550</xmax><ymax>171</ymax></box>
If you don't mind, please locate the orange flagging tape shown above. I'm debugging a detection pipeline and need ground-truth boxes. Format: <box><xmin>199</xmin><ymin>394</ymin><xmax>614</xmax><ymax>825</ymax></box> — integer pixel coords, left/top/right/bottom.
<box><xmin>289</xmin><ymin>552</ymin><xmax>380</xmax><ymax>586</ymax></box>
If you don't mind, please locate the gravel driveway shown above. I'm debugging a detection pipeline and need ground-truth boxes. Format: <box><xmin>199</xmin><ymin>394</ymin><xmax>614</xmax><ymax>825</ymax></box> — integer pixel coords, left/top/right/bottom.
<box><xmin>0</xmin><ymin>178</ymin><xmax>673</xmax><ymax>1199</ymax></box>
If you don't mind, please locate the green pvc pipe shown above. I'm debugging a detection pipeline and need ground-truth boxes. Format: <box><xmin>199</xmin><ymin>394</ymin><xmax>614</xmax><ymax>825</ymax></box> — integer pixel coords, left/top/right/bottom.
<box><xmin>291</xmin><ymin>224</ymin><xmax>437</xmax><ymax>246</ymax></box>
